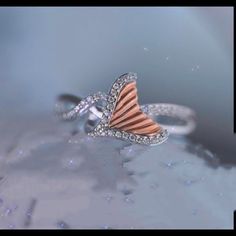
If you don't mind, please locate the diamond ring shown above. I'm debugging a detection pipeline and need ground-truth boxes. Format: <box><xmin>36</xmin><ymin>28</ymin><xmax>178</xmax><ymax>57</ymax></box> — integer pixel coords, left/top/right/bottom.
<box><xmin>55</xmin><ymin>73</ymin><xmax>196</xmax><ymax>146</ymax></box>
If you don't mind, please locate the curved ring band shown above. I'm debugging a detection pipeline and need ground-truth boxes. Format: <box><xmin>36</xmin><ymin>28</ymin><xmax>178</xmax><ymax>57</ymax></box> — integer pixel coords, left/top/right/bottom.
<box><xmin>55</xmin><ymin>73</ymin><xmax>196</xmax><ymax>145</ymax></box>
<box><xmin>141</xmin><ymin>103</ymin><xmax>196</xmax><ymax>136</ymax></box>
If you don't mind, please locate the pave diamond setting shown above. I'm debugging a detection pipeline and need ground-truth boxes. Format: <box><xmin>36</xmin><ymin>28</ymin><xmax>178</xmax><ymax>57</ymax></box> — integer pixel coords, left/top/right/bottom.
<box><xmin>56</xmin><ymin>73</ymin><xmax>197</xmax><ymax>144</ymax></box>
<box><xmin>87</xmin><ymin>73</ymin><xmax>169</xmax><ymax>145</ymax></box>
<box><xmin>59</xmin><ymin>92</ymin><xmax>107</xmax><ymax>120</ymax></box>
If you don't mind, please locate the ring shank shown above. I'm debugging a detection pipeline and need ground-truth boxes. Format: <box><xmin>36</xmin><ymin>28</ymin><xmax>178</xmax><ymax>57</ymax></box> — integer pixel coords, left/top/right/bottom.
<box><xmin>55</xmin><ymin>94</ymin><xmax>196</xmax><ymax>136</ymax></box>
<box><xmin>141</xmin><ymin>103</ymin><xmax>196</xmax><ymax>135</ymax></box>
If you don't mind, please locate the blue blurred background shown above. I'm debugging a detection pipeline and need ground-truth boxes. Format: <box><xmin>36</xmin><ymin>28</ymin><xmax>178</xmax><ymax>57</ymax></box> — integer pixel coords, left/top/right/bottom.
<box><xmin>0</xmin><ymin>7</ymin><xmax>234</xmax><ymax>164</ymax></box>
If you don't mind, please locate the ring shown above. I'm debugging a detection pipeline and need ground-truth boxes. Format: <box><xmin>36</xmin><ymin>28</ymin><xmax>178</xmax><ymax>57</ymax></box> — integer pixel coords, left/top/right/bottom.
<box><xmin>55</xmin><ymin>73</ymin><xmax>196</xmax><ymax>146</ymax></box>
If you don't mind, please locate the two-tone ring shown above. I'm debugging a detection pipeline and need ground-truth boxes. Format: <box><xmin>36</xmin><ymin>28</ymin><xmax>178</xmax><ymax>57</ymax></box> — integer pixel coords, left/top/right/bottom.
<box><xmin>55</xmin><ymin>73</ymin><xmax>196</xmax><ymax>146</ymax></box>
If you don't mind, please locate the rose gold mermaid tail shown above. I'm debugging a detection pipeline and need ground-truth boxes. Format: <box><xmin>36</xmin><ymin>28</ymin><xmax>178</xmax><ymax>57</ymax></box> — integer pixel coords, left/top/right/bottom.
<box><xmin>109</xmin><ymin>81</ymin><xmax>161</xmax><ymax>136</ymax></box>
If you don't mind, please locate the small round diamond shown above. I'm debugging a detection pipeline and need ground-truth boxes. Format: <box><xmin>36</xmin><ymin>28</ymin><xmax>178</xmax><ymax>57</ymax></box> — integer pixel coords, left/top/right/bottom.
<box><xmin>122</xmin><ymin>132</ymin><xmax>129</xmax><ymax>139</ymax></box>
<box><xmin>129</xmin><ymin>134</ymin><xmax>135</xmax><ymax>142</ymax></box>
<box><xmin>91</xmin><ymin>131</ymin><xmax>97</xmax><ymax>136</ymax></box>
<box><xmin>113</xmin><ymin>83</ymin><xmax>119</xmax><ymax>89</ymax></box>
<box><xmin>107</xmin><ymin>130</ymin><xmax>113</xmax><ymax>136</ymax></box>
<box><xmin>108</xmin><ymin>96</ymin><xmax>115</xmax><ymax>103</ymax></box>
<box><xmin>136</xmin><ymin>136</ymin><xmax>142</xmax><ymax>143</ymax></box>
<box><xmin>143</xmin><ymin>136</ymin><xmax>149</xmax><ymax>144</ymax></box>
<box><xmin>160</xmin><ymin>131</ymin><xmax>165</xmax><ymax>139</ymax></box>
<box><xmin>149</xmin><ymin>136</ymin><xmax>156</xmax><ymax>144</ymax></box>
<box><xmin>110</xmin><ymin>89</ymin><xmax>117</xmax><ymax>96</ymax></box>
<box><xmin>93</xmin><ymin>95</ymin><xmax>99</xmax><ymax>101</ymax></box>
<box><xmin>137</xmin><ymin>136</ymin><xmax>143</xmax><ymax>143</ymax></box>
<box><xmin>96</xmin><ymin>124</ymin><xmax>102</xmax><ymax>131</ymax></box>
<box><xmin>86</xmin><ymin>96</ymin><xmax>93</xmax><ymax>103</ymax></box>
<box><xmin>80</xmin><ymin>101</ymin><xmax>85</xmax><ymax>106</ymax></box>
<box><xmin>117</xmin><ymin>78</ymin><xmax>124</xmax><ymax>84</ymax></box>
<box><xmin>115</xmin><ymin>131</ymin><xmax>122</xmax><ymax>138</ymax></box>
<box><xmin>103</xmin><ymin>110</ymin><xmax>111</xmax><ymax>117</ymax></box>
<box><xmin>107</xmin><ymin>104</ymin><xmax>114</xmax><ymax>111</ymax></box>
<box><xmin>101</xmin><ymin>117</ymin><xmax>108</xmax><ymax>124</ymax></box>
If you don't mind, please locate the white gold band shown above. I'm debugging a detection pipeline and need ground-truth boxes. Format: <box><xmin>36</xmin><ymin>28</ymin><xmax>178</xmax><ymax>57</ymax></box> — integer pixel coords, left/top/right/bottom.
<box><xmin>55</xmin><ymin>72</ymin><xmax>196</xmax><ymax>146</ymax></box>
<box><xmin>55</xmin><ymin>94</ymin><xmax>196</xmax><ymax>136</ymax></box>
<box><xmin>141</xmin><ymin>103</ymin><xmax>196</xmax><ymax>136</ymax></box>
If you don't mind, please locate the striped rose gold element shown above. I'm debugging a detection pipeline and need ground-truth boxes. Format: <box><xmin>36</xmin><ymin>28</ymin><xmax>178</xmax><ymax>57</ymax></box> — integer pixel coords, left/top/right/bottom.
<box><xmin>109</xmin><ymin>81</ymin><xmax>161</xmax><ymax>136</ymax></box>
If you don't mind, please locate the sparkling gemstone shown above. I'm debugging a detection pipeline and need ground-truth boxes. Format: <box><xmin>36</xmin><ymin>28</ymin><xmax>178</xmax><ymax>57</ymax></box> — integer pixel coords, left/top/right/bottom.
<box><xmin>96</xmin><ymin>124</ymin><xmax>101</xmax><ymax>130</ymax></box>
<box><xmin>137</xmin><ymin>136</ymin><xmax>143</xmax><ymax>143</ymax></box>
<box><xmin>107</xmin><ymin>104</ymin><xmax>114</xmax><ymax>111</ymax></box>
<box><xmin>123</xmin><ymin>76</ymin><xmax>129</xmax><ymax>82</ymax></box>
<box><xmin>101</xmin><ymin>117</ymin><xmax>108</xmax><ymax>123</ymax></box>
<box><xmin>80</xmin><ymin>100</ymin><xmax>86</xmax><ymax>106</ymax></box>
<box><xmin>129</xmin><ymin>73</ymin><xmax>137</xmax><ymax>80</ymax></box>
<box><xmin>93</xmin><ymin>94</ymin><xmax>100</xmax><ymax>101</ymax></box>
<box><xmin>98</xmin><ymin>127</ymin><xmax>104</xmax><ymax>133</ymax></box>
<box><xmin>108</xmin><ymin>96</ymin><xmax>115</xmax><ymax>103</ymax></box>
<box><xmin>149</xmin><ymin>136</ymin><xmax>156</xmax><ymax>143</ymax></box>
<box><xmin>143</xmin><ymin>137</ymin><xmax>149</xmax><ymax>144</ymax></box>
<box><xmin>113</xmin><ymin>83</ymin><xmax>119</xmax><ymax>89</ymax></box>
<box><xmin>136</xmin><ymin>136</ymin><xmax>142</xmax><ymax>143</ymax></box>
<box><xmin>129</xmin><ymin>134</ymin><xmax>135</xmax><ymax>141</ymax></box>
<box><xmin>86</xmin><ymin>96</ymin><xmax>93</xmax><ymax>103</ymax></box>
<box><xmin>116</xmin><ymin>78</ymin><xmax>123</xmax><ymax>83</ymax></box>
<box><xmin>107</xmin><ymin>130</ymin><xmax>113</xmax><ymax>136</ymax></box>
<box><xmin>115</xmin><ymin>131</ymin><xmax>122</xmax><ymax>138</ymax></box>
<box><xmin>122</xmin><ymin>132</ymin><xmax>129</xmax><ymax>139</ymax></box>
<box><xmin>103</xmin><ymin>110</ymin><xmax>110</xmax><ymax>116</ymax></box>
<box><xmin>160</xmin><ymin>132</ymin><xmax>165</xmax><ymax>138</ymax></box>
<box><xmin>110</xmin><ymin>89</ymin><xmax>117</xmax><ymax>96</ymax></box>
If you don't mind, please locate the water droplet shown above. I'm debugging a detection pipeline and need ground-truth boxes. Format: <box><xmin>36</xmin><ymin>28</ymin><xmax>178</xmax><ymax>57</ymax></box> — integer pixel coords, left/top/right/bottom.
<box><xmin>57</xmin><ymin>220</ymin><xmax>70</xmax><ymax>229</ymax></box>
<box><xmin>183</xmin><ymin>179</ymin><xmax>198</xmax><ymax>187</ymax></box>
<box><xmin>62</xmin><ymin>157</ymin><xmax>81</xmax><ymax>170</ymax></box>
<box><xmin>12</xmin><ymin>204</ymin><xmax>18</xmax><ymax>211</ymax></box>
<box><xmin>24</xmin><ymin>198</ymin><xmax>37</xmax><ymax>227</ymax></box>
<box><xmin>160</xmin><ymin>160</ymin><xmax>179</xmax><ymax>169</ymax></box>
<box><xmin>182</xmin><ymin>160</ymin><xmax>192</xmax><ymax>165</ymax></box>
<box><xmin>120</xmin><ymin>146</ymin><xmax>138</xmax><ymax>157</ymax></box>
<box><xmin>8</xmin><ymin>223</ymin><xmax>15</xmax><ymax>229</ymax></box>
<box><xmin>17</xmin><ymin>149</ymin><xmax>24</xmax><ymax>157</ymax></box>
<box><xmin>4</xmin><ymin>207</ymin><xmax>12</xmax><ymax>216</ymax></box>
<box><xmin>122</xmin><ymin>158</ymin><xmax>132</xmax><ymax>164</ymax></box>
<box><xmin>102</xmin><ymin>225</ymin><xmax>112</xmax><ymax>229</ymax></box>
<box><xmin>205</xmin><ymin>150</ymin><xmax>214</xmax><ymax>159</ymax></box>
<box><xmin>143</xmin><ymin>47</ymin><xmax>149</xmax><ymax>52</ymax></box>
<box><xmin>124</xmin><ymin>197</ymin><xmax>134</xmax><ymax>204</ymax></box>
<box><xmin>191</xmin><ymin>64</ymin><xmax>200</xmax><ymax>72</ymax></box>
<box><xmin>104</xmin><ymin>194</ymin><xmax>113</xmax><ymax>203</ymax></box>
<box><xmin>121</xmin><ymin>188</ymin><xmax>133</xmax><ymax>196</ymax></box>
<box><xmin>127</xmin><ymin>170</ymin><xmax>135</xmax><ymax>176</ymax></box>
<box><xmin>67</xmin><ymin>138</ymin><xmax>79</xmax><ymax>144</ymax></box>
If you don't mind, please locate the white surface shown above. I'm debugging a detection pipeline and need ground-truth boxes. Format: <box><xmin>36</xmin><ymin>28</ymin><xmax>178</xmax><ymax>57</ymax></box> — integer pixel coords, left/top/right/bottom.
<box><xmin>0</xmin><ymin>114</ymin><xmax>235</xmax><ymax>229</ymax></box>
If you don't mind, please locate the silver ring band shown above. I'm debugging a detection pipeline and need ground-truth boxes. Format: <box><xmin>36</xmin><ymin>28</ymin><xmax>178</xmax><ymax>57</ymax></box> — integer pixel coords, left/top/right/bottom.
<box><xmin>55</xmin><ymin>72</ymin><xmax>196</xmax><ymax>145</ymax></box>
<box><xmin>55</xmin><ymin>94</ymin><xmax>196</xmax><ymax>136</ymax></box>
<box><xmin>141</xmin><ymin>103</ymin><xmax>196</xmax><ymax>136</ymax></box>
